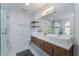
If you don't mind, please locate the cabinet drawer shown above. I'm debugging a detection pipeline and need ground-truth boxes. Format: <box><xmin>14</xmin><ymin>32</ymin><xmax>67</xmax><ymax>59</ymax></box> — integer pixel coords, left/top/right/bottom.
<box><xmin>31</xmin><ymin>36</ymin><xmax>42</xmax><ymax>47</ymax></box>
<box><xmin>53</xmin><ymin>46</ymin><xmax>66</xmax><ymax>56</ymax></box>
<box><xmin>31</xmin><ymin>36</ymin><xmax>39</xmax><ymax>46</ymax></box>
<box><xmin>43</xmin><ymin>42</ymin><xmax>53</xmax><ymax>56</ymax></box>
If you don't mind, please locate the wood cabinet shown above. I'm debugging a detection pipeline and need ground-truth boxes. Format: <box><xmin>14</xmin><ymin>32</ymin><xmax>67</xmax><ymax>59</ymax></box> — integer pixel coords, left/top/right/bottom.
<box><xmin>31</xmin><ymin>36</ymin><xmax>73</xmax><ymax>56</ymax></box>
<box><xmin>43</xmin><ymin>42</ymin><xmax>53</xmax><ymax>55</ymax></box>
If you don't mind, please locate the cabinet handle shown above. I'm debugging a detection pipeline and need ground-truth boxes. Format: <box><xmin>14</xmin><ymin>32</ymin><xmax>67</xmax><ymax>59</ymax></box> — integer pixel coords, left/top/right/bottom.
<box><xmin>2</xmin><ymin>29</ymin><xmax>7</xmax><ymax>35</ymax></box>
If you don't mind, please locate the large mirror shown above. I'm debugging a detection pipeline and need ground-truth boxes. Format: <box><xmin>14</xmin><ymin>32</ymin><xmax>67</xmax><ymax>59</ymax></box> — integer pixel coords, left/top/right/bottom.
<box><xmin>38</xmin><ymin>15</ymin><xmax>73</xmax><ymax>36</ymax></box>
<box><xmin>38</xmin><ymin>4</ymin><xmax>74</xmax><ymax>36</ymax></box>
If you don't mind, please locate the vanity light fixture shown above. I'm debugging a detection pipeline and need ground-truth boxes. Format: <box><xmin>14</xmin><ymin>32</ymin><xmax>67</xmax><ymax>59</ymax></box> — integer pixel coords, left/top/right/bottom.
<box><xmin>41</xmin><ymin>6</ymin><xmax>55</xmax><ymax>16</ymax></box>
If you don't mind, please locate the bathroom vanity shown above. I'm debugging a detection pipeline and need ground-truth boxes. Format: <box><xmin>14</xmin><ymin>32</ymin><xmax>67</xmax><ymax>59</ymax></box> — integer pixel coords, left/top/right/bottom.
<box><xmin>31</xmin><ymin>33</ymin><xmax>73</xmax><ymax>56</ymax></box>
<box><xmin>30</xmin><ymin>3</ymin><xmax>74</xmax><ymax>56</ymax></box>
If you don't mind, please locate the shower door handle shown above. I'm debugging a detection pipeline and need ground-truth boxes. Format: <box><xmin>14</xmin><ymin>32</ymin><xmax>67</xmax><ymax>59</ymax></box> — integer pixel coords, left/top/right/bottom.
<box><xmin>2</xmin><ymin>31</ymin><xmax>7</xmax><ymax>35</ymax></box>
<box><xmin>2</xmin><ymin>28</ymin><xmax>7</xmax><ymax>35</ymax></box>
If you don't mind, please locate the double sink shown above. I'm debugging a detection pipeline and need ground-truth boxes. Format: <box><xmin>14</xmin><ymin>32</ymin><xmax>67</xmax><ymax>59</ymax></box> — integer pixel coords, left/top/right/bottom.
<box><xmin>31</xmin><ymin>32</ymin><xmax>73</xmax><ymax>50</ymax></box>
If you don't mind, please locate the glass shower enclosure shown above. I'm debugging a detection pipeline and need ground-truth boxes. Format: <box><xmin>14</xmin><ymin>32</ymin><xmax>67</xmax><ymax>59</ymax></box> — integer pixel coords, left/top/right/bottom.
<box><xmin>0</xmin><ymin>4</ymin><xmax>9</xmax><ymax>56</ymax></box>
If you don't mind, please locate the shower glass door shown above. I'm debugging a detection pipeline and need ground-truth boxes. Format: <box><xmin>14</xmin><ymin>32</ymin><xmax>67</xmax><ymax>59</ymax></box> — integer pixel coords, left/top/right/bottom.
<box><xmin>1</xmin><ymin>5</ymin><xmax>8</xmax><ymax>56</ymax></box>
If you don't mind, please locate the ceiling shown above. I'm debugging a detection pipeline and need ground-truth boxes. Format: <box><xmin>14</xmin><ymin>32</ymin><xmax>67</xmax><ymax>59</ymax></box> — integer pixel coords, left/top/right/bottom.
<box><xmin>1</xmin><ymin>3</ymin><xmax>74</xmax><ymax>19</ymax></box>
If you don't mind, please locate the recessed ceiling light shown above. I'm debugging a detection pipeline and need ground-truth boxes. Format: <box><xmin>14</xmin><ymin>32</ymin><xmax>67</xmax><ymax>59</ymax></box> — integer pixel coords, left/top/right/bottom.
<box><xmin>25</xmin><ymin>3</ymin><xmax>30</xmax><ymax>6</ymax></box>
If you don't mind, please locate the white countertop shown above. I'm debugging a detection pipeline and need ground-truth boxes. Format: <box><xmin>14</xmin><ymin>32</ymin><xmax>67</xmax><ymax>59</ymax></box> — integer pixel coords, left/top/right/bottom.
<box><xmin>31</xmin><ymin>32</ymin><xmax>73</xmax><ymax>50</ymax></box>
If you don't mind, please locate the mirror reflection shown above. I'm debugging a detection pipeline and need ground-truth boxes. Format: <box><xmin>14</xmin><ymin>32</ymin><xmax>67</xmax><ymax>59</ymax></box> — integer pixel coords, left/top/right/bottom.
<box><xmin>38</xmin><ymin>14</ymin><xmax>73</xmax><ymax>36</ymax></box>
<box><xmin>38</xmin><ymin>4</ymin><xmax>74</xmax><ymax>36</ymax></box>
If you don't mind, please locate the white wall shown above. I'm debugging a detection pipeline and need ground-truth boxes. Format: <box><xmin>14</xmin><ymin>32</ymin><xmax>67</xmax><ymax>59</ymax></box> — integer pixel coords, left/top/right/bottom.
<box><xmin>8</xmin><ymin>10</ymin><xmax>31</xmax><ymax>52</ymax></box>
<box><xmin>74</xmin><ymin>4</ymin><xmax>79</xmax><ymax>56</ymax></box>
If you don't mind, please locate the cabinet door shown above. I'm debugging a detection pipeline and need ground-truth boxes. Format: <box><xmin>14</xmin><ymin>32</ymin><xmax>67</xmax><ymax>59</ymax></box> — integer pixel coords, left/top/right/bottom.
<box><xmin>31</xmin><ymin>36</ymin><xmax>39</xmax><ymax>46</ymax></box>
<box><xmin>31</xmin><ymin>36</ymin><xmax>41</xmax><ymax>47</ymax></box>
<box><xmin>53</xmin><ymin>46</ymin><xmax>66</xmax><ymax>56</ymax></box>
<box><xmin>31</xmin><ymin>36</ymin><xmax>37</xmax><ymax>44</ymax></box>
<box><xmin>43</xmin><ymin>42</ymin><xmax>53</xmax><ymax>56</ymax></box>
